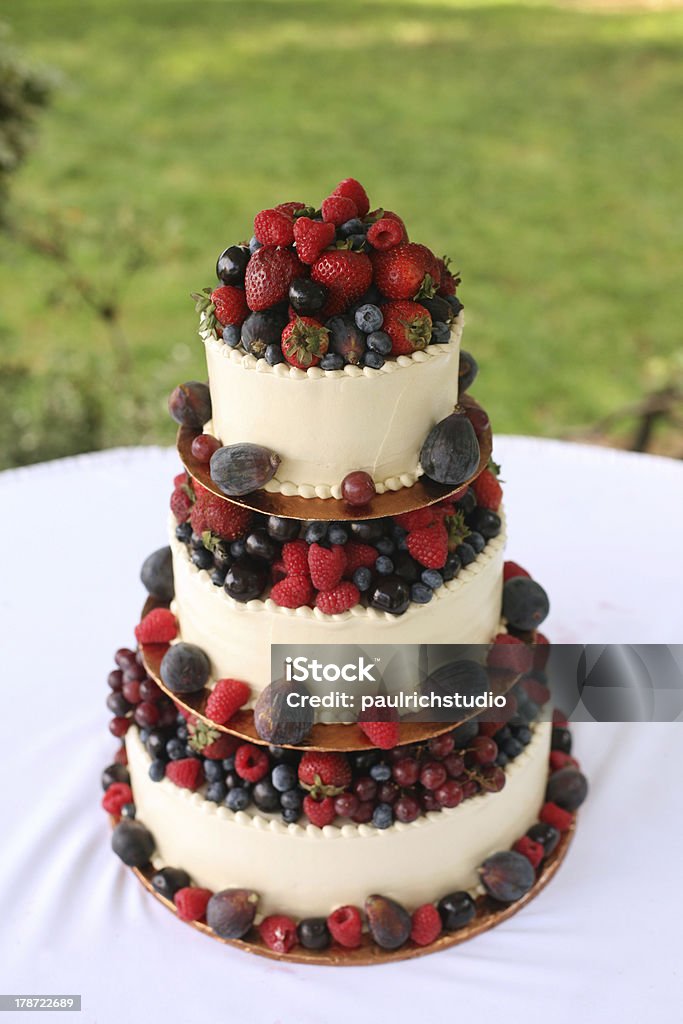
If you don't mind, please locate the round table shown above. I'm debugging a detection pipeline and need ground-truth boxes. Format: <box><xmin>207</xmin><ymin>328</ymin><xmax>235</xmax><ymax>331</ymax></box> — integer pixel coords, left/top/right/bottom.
<box><xmin>1</xmin><ymin>438</ymin><xmax>681</xmax><ymax>1024</ymax></box>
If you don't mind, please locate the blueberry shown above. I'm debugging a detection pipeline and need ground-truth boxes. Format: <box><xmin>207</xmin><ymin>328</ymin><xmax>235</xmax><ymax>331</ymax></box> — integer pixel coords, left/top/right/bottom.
<box><xmin>297</xmin><ymin>917</ymin><xmax>331</xmax><ymax>950</ymax></box>
<box><xmin>111</xmin><ymin>820</ymin><xmax>155</xmax><ymax>867</ymax></box>
<box><xmin>225</xmin><ymin>787</ymin><xmax>250</xmax><ymax>812</ymax></box>
<box><xmin>421</xmin><ymin>569</ymin><xmax>444</xmax><ymax>590</ymax></box>
<box><xmin>466</xmin><ymin>531</ymin><xmax>485</xmax><ymax>554</ymax></box>
<box><xmin>230</xmin><ymin>539</ymin><xmax>246</xmax><ymax>558</ymax></box>
<box><xmin>166</xmin><ymin>738</ymin><xmax>186</xmax><ymax>761</ymax></box>
<box><xmin>349</xmin><ymin>519</ymin><xmax>385</xmax><ymax>543</ymax></box>
<box><xmin>191</xmin><ymin>547</ymin><xmax>214</xmax><ymax>570</ymax></box>
<box><xmin>495</xmin><ymin>751</ymin><xmax>509</xmax><ymax>767</ymax></box>
<box><xmin>455</xmin><ymin>488</ymin><xmax>477</xmax><ymax>515</ymax></box>
<box><xmin>328</xmin><ymin>523</ymin><xmax>349</xmax><ymax>545</ymax></box>
<box><xmin>390</xmin><ymin>523</ymin><xmax>407</xmax><ymax>544</ymax></box>
<box><xmin>319</xmin><ymin>352</ymin><xmax>345</xmax><ymax>371</ymax></box>
<box><xmin>222</xmin><ymin>755</ymin><xmax>236</xmax><ymax>773</ymax></box>
<box><xmin>265</xmin><ymin>343</ymin><xmax>283</xmax><ymax>365</ymax></box>
<box><xmin>138</xmin><ymin>728</ymin><xmax>150</xmax><ymax>744</ymax></box>
<box><xmin>363</xmin><ymin>351</ymin><xmax>385</xmax><ymax>370</ymax></box>
<box><xmin>376</xmin><ymin>536</ymin><xmax>395</xmax><ymax>556</ymax></box>
<box><xmin>151</xmin><ymin>866</ymin><xmax>190</xmax><ymax>900</ymax></box>
<box><xmin>249</xmin><ymin>235</ymin><xmax>262</xmax><ymax>253</ymax></box>
<box><xmin>305</xmin><ymin>521</ymin><xmax>328</xmax><ymax>544</ymax></box>
<box><xmin>338</xmin><ymin>217</ymin><xmax>366</xmax><ymax>239</ymax></box>
<box><xmin>280</xmin><ymin>788</ymin><xmax>303</xmax><ymax>811</ymax></box>
<box><xmin>271</xmin><ymin>763</ymin><xmax>297</xmax><ymax>793</ymax></box>
<box><xmin>411</xmin><ymin>583</ymin><xmax>433</xmax><ymax>604</ymax></box>
<box><xmin>455</xmin><ymin>542</ymin><xmax>476</xmax><ymax>567</ymax></box>
<box><xmin>204</xmin><ymin>759</ymin><xmax>224</xmax><ymax>782</ymax></box>
<box><xmin>352</xmin><ymin>566</ymin><xmax>373</xmax><ymax>592</ymax></box>
<box><xmin>372</xmin><ymin>803</ymin><xmax>394</xmax><ymax>829</ymax></box>
<box><xmin>515</xmin><ymin>726</ymin><xmax>532</xmax><ymax>746</ymax></box>
<box><xmin>222</xmin><ymin>324</ymin><xmax>242</xmax><ymax>348</ymax></box>
<box><xmin>252</xmin><ymin>780</ymin><xmax>280</xmax><ymax>812</ymax></box>
<box><xmin>145</xmin><ymin>731</ymin><xmax>166</xmax><ymax>759</ymax></box>
<box><xmin>430</xmin><ymin>321</ymin><xmax>451</xmax><ymax>344</ymax></box>
<box><xmin>206</xmin><ymin>781</ymin><xmax>227</xmax><ymax>803</ymax></box>
<box><xmin>175</xmin><ymin>521</ymin><xmax>192</xmax><ymax>544</ymax></box>
<box><xmin>102</xmin><ymin>763</ymin><xmax>130</xmax><ymax>791</ymax></box>
<box><xmin>375</xmin><ymin>555</ymin><xmax>394</xmax><ymax>575</ymax></box>
<box><xmin>480</xmin><ymin>851</ymin><xmax>535</xmax><ymax>903</ymax></box>
<box><xmin>190</xmin><ymin>531</ymin><xmax>205</xmax><ymax>550</ymax></box>
<box><xmin>437</xmin><ymin>892</ymin><xmax>476</xmax><ymax>931</ymax></box>
<box><xmin>354</xmin><ymin>304</ymin><xmax>383</xmax><ymax>334</ymax></box>
<box><xmin>502</xmin><ymin>577</ymin><xmax>550</xmax><ymax>631</ymax></box>
<box><xmin>503</xmin><ymin>737</ymin><xmax>523</xmax><ymax>759</ymax></box>
<box><xmin>442</xmin><ymin>552</ymin><xmax>462</xmax><ymax>581</ymax></box>
<box><xmin>367</xmin><ymin>330</ymin><xmax>392</xmax><ymax>354</ymax></box>
<box><xmin>348</xmin><ymin>234</ymin><xmax>368</xmax><ymax>251</ymax></box>
<box><xmin>140</xmin><ymin>546</ymin><xmax>174</xmax><ymax>603</ymax></box>
<box><xmin>148</xmin><ymin>759</ymin><xmax>166</xmax><ymax>782</ymax></box>
<box><xmin>467</xmin><ymin>507</ymin><xmax>501</xmax><ymax>540</ymax></box>
<box><xmin>281</xmin><ymin>807</ymin><xmax>301</xmax><ymax>824</ymax></box>
<box><xmin>370</xmin><ymin>762</ymin><xmax>392</xmax><ymax>782</ymax></box>
<box><xmin>210</xmin><ymin>568</ymin><xmax>227</xmax><ymax>587</ymax></box>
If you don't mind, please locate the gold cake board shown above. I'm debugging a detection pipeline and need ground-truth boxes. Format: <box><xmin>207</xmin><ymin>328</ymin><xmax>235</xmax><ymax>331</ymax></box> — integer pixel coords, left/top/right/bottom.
<box><xmin>122</xmin><ymin>820</ymin><xmax>576</xmax><ymax>966</ymax></box>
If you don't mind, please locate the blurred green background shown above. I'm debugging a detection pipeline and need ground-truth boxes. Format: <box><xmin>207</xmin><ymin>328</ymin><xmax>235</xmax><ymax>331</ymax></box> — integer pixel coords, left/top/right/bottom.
<box><xmin>1</xmin><ymin>0</ymin><xmax>682</xmax><ymax>470</ymax></box>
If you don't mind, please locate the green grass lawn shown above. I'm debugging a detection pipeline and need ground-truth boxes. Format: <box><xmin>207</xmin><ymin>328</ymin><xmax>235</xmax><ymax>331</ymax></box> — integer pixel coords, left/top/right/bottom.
<box><xmin>1</xmin><ymin>0</ymin><xmax>682</xmax><ymax>467</ymax></box>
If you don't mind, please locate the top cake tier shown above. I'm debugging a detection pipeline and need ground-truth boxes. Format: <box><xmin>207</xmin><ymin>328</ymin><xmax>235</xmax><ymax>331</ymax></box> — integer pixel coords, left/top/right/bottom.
<box><xmin>201</xmin><ymin>313</ymin><xmax>463</xmax><ymax>499</ymax></box>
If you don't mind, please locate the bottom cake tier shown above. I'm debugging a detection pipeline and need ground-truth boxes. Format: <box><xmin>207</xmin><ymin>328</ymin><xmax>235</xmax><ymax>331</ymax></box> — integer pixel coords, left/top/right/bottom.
<box><xmin>125</xmin><ymin>720</ymin><xmax>551</xmax><ymax>919</ymax></box>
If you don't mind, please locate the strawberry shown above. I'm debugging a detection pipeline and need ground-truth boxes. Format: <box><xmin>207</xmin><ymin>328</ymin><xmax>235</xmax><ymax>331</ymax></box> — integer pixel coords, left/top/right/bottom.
<box><xmin>205</xmin><ymin>678</ymin><xmax>251</xmax><ymax>725</ymax></box>
<box><xmin>170</xmin><ymin>485</ymin><xmax>193</xmax><ymax>523</ymax></box>
<box><xmin>303</xmin><ymin>794</ymin><xmax>336</xmax><ymax>828</ymax></box>
<box><xmin>503</xmin><ymin>561</ymin><xmax>531</xmax><ymax>582</ymax></box>
<box><xmin>259</xmin><ymin>914</ymin><xmax>298</xmax><ymax>953</ymax></box>
<box><xmin>308</xmin><ymin>543</ymin><xmax>347</xmax><ymax>591</ymax></box>
<box><xmin>166</xmin><ymin>758</ymin><xmax>204</xmax><ymax>791</ymax></box>
<box><xmin>270</xmin><ymin>574</ymin><xmax>314</xmax><ymax>608</ymax></box>
<box><xmin>135</xmin><ymin>608</ymin><xmax>177</xmax><ymax>645</ymax></box>
<box><xmin>406</xmin><ymin>522</ymin><xmax>448</xmax><ymax>569</ymax></box>
<box><xmin>282</xmin><ymin>539</ymin><xmax>310</xmax><ymax>576</ymax></box>
<box><xmin>381</xmin><ymin>300</ymin><xmax>432</xmax><ymax>355</ymax></box>
<box><xmin>315</xmin><ymin>582</ymin><xmax>360</xmax><ymax>614</ymax></box>
<box><xmin>331</xmin><ymin>177</ymin><xmax>370</xmax><ymax>218</ymax></box>
<box><xmin>253</xmin><ymin>207</ymin><xmax>295</xmax><ymax>247</ymax></box>
<box><xmin>394</xmin><ymin>507</ymin><xmax>436</xmax><ymax>531</ymax></box>
<box><xmin>174</xmin><ymin>887</ymin><xmax>212</xmax><ymax>922</ymax></box>
<box><xmin>473</xmin><ymin>466</ymin><xmax>503</xmax><ymax>511</ymax></box>
<box><xmin>367</xmin><ymin>216</ymin><xmax>403</xmax><ymax>251</ymax></box>
<box><xmin>487</xmin><ymin>634</ymin><xmax>533</xmax><ymax>675</ymax></box>
<box><xmin>245</xmin><ymin>246</ymin><xmax>303</xmax><ymax>311</ymax></box>
<box><xmin>200</xmin><ymin>733</ymin><xmax>239</xmax><ymax>760</ymax></box>
<box><xmin>114</xmin><ymin>745</ymin><xmax>128</xmax><ymax>766</ymax></box>
<box><xmin>321</xmin><ymin>195</ymin><xmax>358</xmax><ymax>226</ymax></box>
<box><xmin>174</xmin><ymin>471</ymin><xmax>188</xmax><ymax>489</ymax></box>
<box><xmin>190</xmin><ymin>488</ymin><xmax>252</xmax><ymax>541</ymax></box>
<box><xmin>540</xmin><ymin>801</ymin><xmax>573</xmax><ymax>833</ymax></box>
<box><xmin>513</xmin><ymin>837</ymin><xmax>544</xmax><ymax>870</ymax></box>
<box><xmin>410</xmin><ymin>244</ymin><xmax>441</xmax><ymax>290</ymax></box>
<box><xmin>101</xmin><ymin>782</ymin><xmax>133</xmax><ymax>818</ymax></box>
<box><xmin>372</xmin><ymin>243</ymin><xmax>435</xmax><ymax>300</ymax></box>
<box><xmin>410</xmin><ymin>904</ymin><xmax>442</xmax><ymax>946</ymax></box>
<box><xmin>327</xmin><ymin>905</ymin><xmax>363</xmax><ymax>949</ymax></box>
<box><xmin>343</xmin><ymin>541</ymin><xmax>378</xmax><ymax>576</ymax></box>
<box><xmin>293</xmin><ymin>216</ymin><xmax>335</xmax><ymax>265</ymax></box>
<box><xmin>210</xmin><ymin>285</ymin><xmax>249</xmax><ymax>327</ymax></box>
<box><xmin>436</xmin><ymin>256</ymin><xmax>460</xmax><ymax>297</ymax></box>
<box><xmin>281</xmin><ymin>316</ymin><xmax>329</xmax><ymax>369</ymax></box>
<box><xmin>358</xmin><ymin>718</ymin><xmax>400</xmax><ymax>750</ymax></box>
<box><xmin>234</xmin><ymin>743</ymin><xmax>269</xmax><ymax>783</ymax></box>
<box><xmin>311</xmin><ymin>250</ymin><xmax>373</xmax><ymax>316</ymax></box>
<box><xmin>298</xmin><ymin>752</ymin><xmax>352</xmax><ymax>796</ymax></box>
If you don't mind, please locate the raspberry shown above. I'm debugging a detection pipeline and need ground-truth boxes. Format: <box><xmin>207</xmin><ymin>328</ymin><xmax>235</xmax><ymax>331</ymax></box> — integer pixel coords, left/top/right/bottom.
<box><xmin>549</xmin><ymin>751</ymin><xmax>579</xmax><ymax>772</ymax></box>
<box><xmin>170</xmin><ymin>486</ymin><xmax>193</xmax><ymax>524</ymax></box>
<box><xmin>512</xmin><ymin>836</ymin><xmax>544</xmax><ymax>869</ymax></box>
<box><xmin>259</xmin><ymin>914</ymin><xmax>298</xmax><ymax>953</ymax></box>
<box><xmin>533</xmin><ymin>632</ymin><xmax>550</xmax><ymax>670</ymax></box>
<box><xmin>253</xmin><ymin>207</ymin><xmax>295</xmax><ymax>247</ymax></box>
<box><xmin>406</xmin><ymin>522</ymin><xmax>448</xmax><ymax>569</ymax></box>
<box><xmin>270</xmin><ymin>575</ymin><xmax>314</xmax><ymax>609</ymax></box>
<box><xmin>367</xmin><ymin>217</ymin><xmax>404</xmax><ymax>251</ymax></box>
<box><xmin>327</xmin><ymin>905</ymin><xmax>363</xmax><ymax>948</ymax></box>
<box><xmin>134</xmin><ymin>608</ymin><xmax>177</xmax><ymax>646</ymax></box>
<box><xmin>101</xmin><ymin>782</ymin><xmax>133</xmax><ymax>818</ymax></box>
<box><xmin>521</xmin><ymin>675</ymin><xmax>550</xmax><ymax>707</ymax></box>
<box><xmin>343</xmin><ymin>541</ymin><xmax>379</xmax><ymax>576</ymax></box>
<box><xmin>487</xmin><ymin>634</ymin><xmax>534</xmax><ymax>675</ymax></box>
<box><xmin>165</xmin><ymin>758</ymin><xmax>204</xmax><ymax>791</ymax></box>
<box><xmin>540</xmin><ymin>801</ymin><xmax>574</xmax><ymax>833</ymax></box>
<box><xmin>331</xmin><ymin>177</ymin><xmax>370</xmax><ymax>218</ymax></box>
<box><xmin>358</xmin><ymin>719</ymin><xmax>400</xmax><ymax>750</ymax></box>
<box><xmin>205</xmin><ymin>678</ymin><xmax>251</xmax><ymax>725</ymax></box>
<box><xmin>315</xmin><ymin>582</ymin><xmax>360</xmax><ymax>615</ymax></box>
<box><xmin>281</xmin><ymin>539</ymin><xmax>310</xmax><ymax>576</ymax></box>
<box><xmin>410</xmin><ymin>904</ymin><xmax>442</xmax><ymax>946</ymax></box>
<box><xmin>303</xmin><ymin>794</ymin><xmax>336</xmax><ymax>828</ymax></box>
<box><xmin>114</xmin><ymin>746</ymin><xmax>128</xmax><ymax>766</ymax></box>
<box><xmin>293</xmin><ymin>216</ymin><xmax>336</xmax><ymax>265</ymax></box>
<box><xmin>174</xmin><ymin>471</ymin><xmax>188</xmax><ymax>489</ymax></box>
<box><xmin>234</xmin><ymin>743</ymin><xmax>269</xmax><ymax>783</ymax></box>
<box><xmin>472</xmin><ymin>467</ymin><xmax>503</xmax><ymax>511</ymax></box>
<box><xmin>174</xmin><ymin>887</ymin><xmax>212</xmax><ymax>922</ymax></box>
<box><xmin>321</xmin><ymin>194</ymin><xmax>358</xmax><ymax>226</ymax></box>
<box><xmin>299</xmin><ymin>752</ymin><xmax>352</xmax><ymax>795</ymax></box>
<box><xmin>394</xmin><ymin>507</ymin><xmax>436</xmax><ymax>531</ymax></box>
<box><xmin>190</xmin><ymin>489</ymin><xmax>252</xmax><ymax>541</ymax></box>
<box><xmin>503</xmin><ymin>561</ymin><xmax>531</xmax><ymax>582</ymax></box>
<box><xmin>276</xmin><ymin>201</ymin><xmax>306</xmax><ymax>216</ymax></box>
<box><xmin>308</xmin><ymin>543</ymin><xmax>347</xmax><ymax>591</ymax></box>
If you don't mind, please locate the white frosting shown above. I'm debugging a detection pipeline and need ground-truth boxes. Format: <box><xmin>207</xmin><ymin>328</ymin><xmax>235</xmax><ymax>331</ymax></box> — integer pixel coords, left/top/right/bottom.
<box><xmin>126</xmin><ymin>720</ymin><xmax>551</xmax><ymax>918</ymax></box>
<box><xmin>202</xmin><ymin>313</ymin><xmax>463</xmax><ymax>494</ymax></box>
<box><xmin>169</xmin><ymin>514</ymin><xmax>506</xmax><ymax>702</ymax></box>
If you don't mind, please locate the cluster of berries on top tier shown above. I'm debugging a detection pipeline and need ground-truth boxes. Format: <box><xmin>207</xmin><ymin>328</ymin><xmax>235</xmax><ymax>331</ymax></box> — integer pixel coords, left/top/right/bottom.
<box><xmin>193</xmin><ymin>177</ymin><xmax>463</xmax><ymax>372</ymax></box>
<box><xmin>170</xmin><ymin>463</ymin><xmax>504</xmax><ymax>616</ymax></box>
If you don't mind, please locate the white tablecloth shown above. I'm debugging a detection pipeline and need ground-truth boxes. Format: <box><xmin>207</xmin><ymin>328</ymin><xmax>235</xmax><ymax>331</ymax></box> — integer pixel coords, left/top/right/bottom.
<box><xmin>1</xmin><ymin>439</ymin><xmax>682</xmax><ymax>1024</ymax></box>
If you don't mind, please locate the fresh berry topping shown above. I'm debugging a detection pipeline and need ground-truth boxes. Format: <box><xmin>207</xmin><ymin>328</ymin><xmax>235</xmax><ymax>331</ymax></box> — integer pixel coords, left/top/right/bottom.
<box><xmin>503</xmin><ymin>577</ymin><xmax>550</xmax><ymax>631</ymax></box>
<box><xmin>358</xmin><ymin>717</ymin><xmax>400</xmax><ymax>750</ymax></box>
<box><xmin>394</xmin><ymin>507</ymin><xmax>436</xmax><ymax>531</ymax></box>
<box><xmin>134</xmin><ymin>608</ymin><xmax>177</xmax><ymax>646</ymax></box>
<box><xmin>539</xmin><ymin>801</ymin><xmax>574</xmax><ymax>833</ymax></box>
<box><xmin>367</xmin><ymin>216</ymin><xmax>404</xmax><ymax>251</ymax></box>
<box><xmin>546</xmin><ymin>767</ymin><xmax>588</xmax><ymax>812</ymax></box>
<box><xmin>234</xmin><ymin>743</ymin><xmax>269</xmax><ymax>783</ymax></box>
<box><xmin>111</xmin><ymin>820</ymin><xmax>155</xmax><ymax>867</ymax></box>
<box><xmin>311</xmin><ymin>250</ymin><xmax>373</xmax><ymax>316</ymax></box>
<box><xmin>190</xmin><ymin>433</ymin><xmax>221</xmax><ymax>464</ymax></box>
<box><xmin>512</xmin><ymin>836</ymin><xmax>544</xmax><ymax>869</ymax></box>
<box><xmin>473</xmin><ymin>466</ymin><xmax>503</xmax><ymax>512</ymax></box>
<box><xmin>479</xmin><ymin>850</ymin><xmax>535</xmax><ymax>903</ymax></box>
<box><xmin>521</xmin><ymin>675</ymin><xmax>550</xmax><ymax>707</ymax></box>
<box><xmin>151</xmin><ymin>867</ymin><xmax>191</xmax><ymax>901</ymax></box>
<box><xmin>327</xmin><ymin>905</ymin><xmax>363</xmax><ymax>948</ymax></box>
<box><xmin>487</xmin><ymin>634</ymin><xmax>534</xmax><ymax>675</ymax></box>
<box><xmin>101</xmin><ymin>782</ymin><xmax>133</xmax><ymax>818</ymax></box>
<box><xmin>343</xmin><ymin>540</ymin><xmax>378</xmax><ymax>576</ymax></box>
<box><xmin>205</xmin><ymin>678</ymin><xmax>251</xmax><ymax>725</ymax></box>
<box><xmin>437</xmin><ymin>891</ymin><xmax>476</xmax><ymax>931</ymax></box>
<box><xmin>315</xmin><ymin>581</ymin><xmax>360</xmax><ymax>615</ymax></box>
<box><xmin>406</xmin><ymin>521</ymin><xmax>448</xmax><ymax>569</ymax></box>
<box><xmin>281</xmin><ymin>316</ymin><xmax>329</xmax><ymax>369</ymax></box>
<box><xmin>174</xmin><ymin>886</ymin><xmax>212</xmax><ymax>922</ymax></box>
<box><xmin>281</xmin><ymin>539</ymin><xmax>310</xmax><ymax>576</ymax></box>
<box><xmin>527</xmin><ymin>821</ymin><xmax>561</xmax><ymax>856</ymax></box>
<box><xmin>165</xmin><ymin>758</ymin><xmax>204</xmax><ymax>791</ymax></box>
<box><xmin>410</xmin><ymin>904</ymin><xmax>442</xmax><ymax>946</ymax></box>
<box><xmin>308</xmin><ymin>543</ymin><xmax>347</xmax><ymax>591</ymax></box>
<box><xmin>372</xmin><ymin>243</ymin><xmax>435</xmax><ymax>300</ymax></box>
<box><xmin>245</xmin><ymin>246</ymin><xmax>303</xmax><ymax>311</ymax></box>
<box><xmin>370</xmin><ymin>574</ymin><xmax>411</xmax><ymax>615</ymax></box>
<box><xmin>326</xmin><ymin>314</ymin><xmax>366</xmax><ymax>364</ymax></box>
<box><xmin>199</xmin><ymin>732</ymin><xmax>239</xmax><ymax>761</ymax></box>
<box><xmin>259</xmin><ymin>914</ymin><xmax>298</xmax><ymax>953</ymax></box>
<box><xmin>549</xmin><ymin>750</ymin><xmax>579</xmax><ymax>772</ymax></box>
<box><xmin>170</xmin><ymin>483</ymin><xmax>194</xmax><ymax>524</ymax></box>
<box><xmin>321</xmin><ymin>195</ymin><xmax>358</xmax><ymax>226</ymax></box>
<box><xmin>253</xmin><ymin>207</ymin><xmax>295</xmax><ymax>247</ymax></box>
<box><xmin>189</xmin><ymin>487</ymin><xmax>252</xmax><ymax>541</ymax></box>
<box><xmin>299</xmin><ymin>752</ymin><xmax>352</xmax><ymax>796</ymax></box>
<box><xmin>341</xmin><ymin>471</ymin><xmax>376</xmax><ymax>507</ymax></box>
<box><xmin>533</xmin><ymin>632</ymin><xmax>550</xmax><ymax>670</ymax></box>
<box><xmin>331</xmin><ymin>177</ymin><xmax>370</xmax><ymax>218</ymax></box>
<box><xmin>293</xmin><ymin>216</ymin><xmax>336</xmax><ymax>265</ymax></box>
<box><xmin>303</xmin><ymin>794</ymin><xmax>336</xmax><ymax>828</ymax></box>
<box><xmin>270</xmin><ymin>574</ymin><xmax>315</xmax><ymax>608</ymax></box>
<box><xmin>210</xmin><ymin>285</ymin><xmax>249</xmax><ymax>327</ymax></box>
<box><xmin>381</xmin><ymin>300</ymin><xmax>432</xmax><ymax>355</ymax></box>
<box><xmin>289</xmin><ymin>277</ymin><xmax>328</xmax><ymax>315</ymax></box>
<box><xmin>503</xmin><ymin>561</ymin><xmax>531</xmax><ymax>582</ymax></box>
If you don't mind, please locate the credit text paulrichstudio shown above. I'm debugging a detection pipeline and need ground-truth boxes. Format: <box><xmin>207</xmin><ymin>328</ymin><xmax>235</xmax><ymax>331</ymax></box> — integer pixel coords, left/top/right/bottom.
<box><xmin>285</xmin><ymin>690</ymin><xmax>508</xmax><ymax>711</ymax></box>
